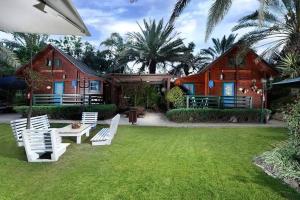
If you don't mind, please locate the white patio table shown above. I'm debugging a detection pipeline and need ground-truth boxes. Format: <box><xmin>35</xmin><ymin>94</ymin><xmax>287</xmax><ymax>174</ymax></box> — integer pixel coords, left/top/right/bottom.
<box><xmin>58</xmin><ymin>124</ymin><xmax>91</xmax><ymax>144</ymax></box>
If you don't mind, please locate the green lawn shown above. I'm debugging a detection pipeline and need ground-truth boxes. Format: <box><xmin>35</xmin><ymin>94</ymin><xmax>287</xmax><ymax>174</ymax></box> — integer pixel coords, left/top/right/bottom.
<box><xmin>0</xmin><ymin>124</ymin><xmax>299</xmax><ymax>200</ymax></box>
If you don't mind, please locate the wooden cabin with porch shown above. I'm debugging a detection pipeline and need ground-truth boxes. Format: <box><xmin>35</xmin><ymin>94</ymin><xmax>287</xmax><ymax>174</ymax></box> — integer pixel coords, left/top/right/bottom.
<box><xmin>16</xmin><ymin>44</ymin><xmax>105</xmax><ymax>105</ymax></box>
<box><xmin>175</xmin><ymin>44</ymin><xmax>278</xmax><ymax>109</ymax></box>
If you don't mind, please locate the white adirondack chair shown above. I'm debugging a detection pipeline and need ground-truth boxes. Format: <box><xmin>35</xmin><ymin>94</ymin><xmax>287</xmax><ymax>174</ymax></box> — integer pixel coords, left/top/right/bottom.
<box><xmin>91</xmin><ymin>114</ymin><xmax>120</xmax><ymax>146</ymax></box>
<box><xmin>81</xmin><ymin>112</ymin><xmax>98</xmax><ymax>129</ymax></box>
<box><xmin>10</xmin><ymin>115</ymin><xmax>50</xmax><ymax>147</ymax></box>
<box><xmin>22</xmin><ymin>128</ymin><xmax>70</xmax><ymax>162</ymax></box>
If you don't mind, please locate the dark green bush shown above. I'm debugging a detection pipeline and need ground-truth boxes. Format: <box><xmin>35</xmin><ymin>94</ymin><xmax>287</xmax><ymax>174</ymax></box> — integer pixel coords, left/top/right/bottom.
<box><xmin>14</xmin><ymin>104</ymin><xmax>117</xmax><ymax>120</ymax></box>
<box><xmin>166</xmin><ymin>108</ymin><xmax>271</xmax><ymax>123</ymax></box>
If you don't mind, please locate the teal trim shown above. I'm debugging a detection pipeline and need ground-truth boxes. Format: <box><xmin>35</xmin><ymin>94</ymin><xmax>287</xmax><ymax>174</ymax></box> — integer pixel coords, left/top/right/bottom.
<box><xmin>222</xmin><ymin>82</ymin><xmax>235</xmax><ymax>96</ymax></box>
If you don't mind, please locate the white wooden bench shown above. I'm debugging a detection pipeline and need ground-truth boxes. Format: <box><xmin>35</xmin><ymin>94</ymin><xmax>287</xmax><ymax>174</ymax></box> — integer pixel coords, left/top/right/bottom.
<box><xmin>22</xmin><ymin>128</ymin><xmax>70</xmax><ymax>162</ymax></box>
<box><xmin>10</xmin><ymin>115</ymin><xmax>50</xmax><ymax>147</ymax></box>
<box><xmin>81</xmin><ymin>112</ymin><xmax>98</xmax><ymax>129</ymax></box>
<box><xmin>91</xmin><ymin>114</ymin><xmax>120</xmax><ymax>146</ymax></box>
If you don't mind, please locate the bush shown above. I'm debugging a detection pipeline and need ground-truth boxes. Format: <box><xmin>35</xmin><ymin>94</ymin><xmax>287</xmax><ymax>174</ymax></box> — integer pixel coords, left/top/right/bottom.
<box><xmin>283</xmin><ymin>98</ymin><xmax>300</xmax><ymax>146</ymax></box>
<box><xmin>14</xmin><ymin>104</ymin><xmax>117</xmax><ymax>120</ymax></box>
<box><xmin>166</xmin><ymin>108</ymin><xmax>271</xmax><ymax>123</ymax></box>
<box><xmin>165</xmin><ymin>86</ymin><xmax>185</xmax><ymax>108</ymax></box>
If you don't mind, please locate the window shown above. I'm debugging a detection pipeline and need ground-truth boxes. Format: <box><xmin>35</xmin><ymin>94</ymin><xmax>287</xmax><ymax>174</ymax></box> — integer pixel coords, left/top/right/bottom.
<box><xmin>228</xmin><ymin>56</ymin><xmax>245</xmax><ymax>67</ymax></box>
<box><xmin>54</xmin><ymin>58</ymin><xmax>62</xmax><ymax>67</ymax></box>
<box><xmin>89</xmin><ymin>80</ymin><xmax>100</xmax><ymax>91</ymax></box>
<box><xmin>46</xmin><ymin>58</ymin><xmax>52</xmax><ymax>67</ymax></box>
<box><xmin>183</xmin><ymin>83</ymin><xmax>195</xmax><ymax>95</ymax></box>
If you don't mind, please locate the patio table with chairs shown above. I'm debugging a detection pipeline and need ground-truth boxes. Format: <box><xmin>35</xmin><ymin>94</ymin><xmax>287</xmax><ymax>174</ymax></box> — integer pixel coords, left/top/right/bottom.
<box><xmin>58</xmin><ymin>124</ymin><xmax>91</xmax><ymax>144</ymax></box>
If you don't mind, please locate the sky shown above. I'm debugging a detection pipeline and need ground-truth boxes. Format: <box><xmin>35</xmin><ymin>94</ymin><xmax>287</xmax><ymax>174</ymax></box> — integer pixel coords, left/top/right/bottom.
<box><xmin>0</xmin><ymin>0</ymin><xmax>260</xmax><ymax>52</ymax></box>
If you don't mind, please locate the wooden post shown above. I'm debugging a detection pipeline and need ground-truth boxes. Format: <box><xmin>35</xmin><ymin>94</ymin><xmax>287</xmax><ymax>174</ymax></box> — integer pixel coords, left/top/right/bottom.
<box><xmin>186</xmin><ymin>96</ymin><xmax>189</xmax><ymax>108</ymax></box>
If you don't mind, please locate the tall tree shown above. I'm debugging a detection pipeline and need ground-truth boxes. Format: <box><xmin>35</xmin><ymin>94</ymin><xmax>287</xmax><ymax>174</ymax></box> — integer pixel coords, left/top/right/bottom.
<box><xmin>169</xmin><ymin>0</ymin><xmax>272</xmax><ymax>40</ymax></box>
<box><xmin>169</xmin><ymin>42</ymin><xmax>203</xmax><ymax>76</ymax></box>
<box><xmin>101</xmin><ymin>33</ymin><xmax>130</xmax><ymax>73</ymax></box>
<box><xmin>199</xmin><ymin>34</ymin><xmax>237</xmax><ymax>65</ymax></box>
<box><xmin>2</xmin><ymin>33</ymin><xmax>48</xmax><ymax>64</ymax></box>
<box><xmin>127</xmin><ymin>19</ymin><xmax>187</xmax><ymax>74</ymax></box>
<box><xmin>50</xmin><ymin>36</ymin><xmax>85</xmax><ymax>59</ymax></box>
<box><xmin>233</xmin><ymin>0</ymin><xmax>300</xmax><ymax>56</ymax></box>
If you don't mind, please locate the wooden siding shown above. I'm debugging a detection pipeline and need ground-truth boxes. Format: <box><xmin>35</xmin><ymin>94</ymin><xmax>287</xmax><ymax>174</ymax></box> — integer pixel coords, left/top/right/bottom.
<box><xmin>175</xmin><ymin>46</ymin><xmax>278</xmax><ymax>108</ymax></box>
<box><xmin>17</xmin><ymin>45</ymin><xmax>104</xmax><ymax>95</ymax></box>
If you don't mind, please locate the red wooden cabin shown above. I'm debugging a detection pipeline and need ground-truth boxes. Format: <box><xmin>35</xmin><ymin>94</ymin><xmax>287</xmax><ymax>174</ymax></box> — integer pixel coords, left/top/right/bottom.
<box><xmin>175</xmin><ymin>44</ymin><xmax>278</xmax><ymax>109</ymax></box>
<box><xmin>16</xmin><ymin>44</ymin><xmax>105</xmax><ymax>105</ymax></box>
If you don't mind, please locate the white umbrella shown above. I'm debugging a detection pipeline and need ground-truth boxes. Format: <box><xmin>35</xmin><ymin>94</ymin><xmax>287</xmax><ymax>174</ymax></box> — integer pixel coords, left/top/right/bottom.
<box><xmin>0</xmin><ymin>0</ymin><xmax>90</xmax><ymax>36</ymax></box>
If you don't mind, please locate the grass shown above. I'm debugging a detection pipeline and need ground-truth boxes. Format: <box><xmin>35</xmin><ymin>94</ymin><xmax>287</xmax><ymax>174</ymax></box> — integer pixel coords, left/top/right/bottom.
<box><xmin>0</xmin><ymin>124</ymin><xmax>299</xmax><ymax>200</ymax></box>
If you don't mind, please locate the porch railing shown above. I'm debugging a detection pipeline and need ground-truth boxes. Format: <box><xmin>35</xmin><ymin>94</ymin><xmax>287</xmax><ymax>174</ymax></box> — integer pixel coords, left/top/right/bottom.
<box><xmin>33</xmin><ymin>94</ymin><xmax>104</xmax><ymax>105</ymax></box>
<box><xmin>186</xmin><ymin>95</ymin><xmax>252</xmax><ymax>109</ymax></box>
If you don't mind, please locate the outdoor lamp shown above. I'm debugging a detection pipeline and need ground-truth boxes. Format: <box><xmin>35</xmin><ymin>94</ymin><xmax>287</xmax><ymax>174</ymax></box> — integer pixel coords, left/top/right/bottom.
<box><xmin>261</xmin><ymin>78</ymin><xmax>267</xmax><ymax>84</ymax></box>
<box><xmin>46</xmin><ymin>85</ymin><xmax>51</xmax><ymax>90</ymax></box>
<box><xmin>220</xmin><ymin>70</ymin><xmax>224</xmax><ymax>80</ymax></box>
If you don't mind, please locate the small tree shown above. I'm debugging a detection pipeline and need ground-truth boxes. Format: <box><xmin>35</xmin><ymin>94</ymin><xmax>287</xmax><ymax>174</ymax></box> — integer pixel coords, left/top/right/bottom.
<box><xmin>23</xmin><ymin>68</ymin><xmax>48</xmax><ymax>128</ymax></box>
<box><xmin>166</xmin><ymin>86</ymin><xmax>185</xmax><ymax>108</ymax></box>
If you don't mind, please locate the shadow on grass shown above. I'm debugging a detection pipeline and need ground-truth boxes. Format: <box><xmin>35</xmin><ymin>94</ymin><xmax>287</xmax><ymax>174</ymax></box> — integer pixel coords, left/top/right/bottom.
<box><xmin>232</xmin><ymin>171</ymin><xmax>300</xmax><ymax>199</ymax></box>
<box><xmin>0</xmin><ymin>141</ymin><xmax>27</xmax><ymax>161</ymax></box>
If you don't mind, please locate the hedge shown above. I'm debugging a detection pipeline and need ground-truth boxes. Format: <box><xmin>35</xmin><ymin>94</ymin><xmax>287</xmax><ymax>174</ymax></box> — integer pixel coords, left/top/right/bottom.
<box><xmin>14</xmin><ymin>104</ymin><xmax>117</xmax><ymax>120</ymax></box>
<box><xmin>166</xmin><ymin>108</ymin><xmax>271</xmax><ymax>123</ymax></box>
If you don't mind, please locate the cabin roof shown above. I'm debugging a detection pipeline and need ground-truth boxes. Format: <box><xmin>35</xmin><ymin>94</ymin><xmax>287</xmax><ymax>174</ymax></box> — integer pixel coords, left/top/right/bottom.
<box><xmin>50</xmin><ymin>45</ymin><xmax>98</xmax><ymax>77</ymax></box>
<box><xmin>199</xmin><ymin>43</ymin><xmax>276</xmax><ymax>74</ymax></box>
<box><xmin>17</xmin><ymin>44</ymin><xmax>99</xmax><ymax>78</ymax></box>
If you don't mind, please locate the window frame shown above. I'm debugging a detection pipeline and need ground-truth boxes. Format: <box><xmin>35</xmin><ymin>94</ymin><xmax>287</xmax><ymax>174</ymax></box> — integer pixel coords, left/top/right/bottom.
<box><xmin>89</xmin><ymin>80</ymin><xmax>100</xmax><ymax>91</ymax></box>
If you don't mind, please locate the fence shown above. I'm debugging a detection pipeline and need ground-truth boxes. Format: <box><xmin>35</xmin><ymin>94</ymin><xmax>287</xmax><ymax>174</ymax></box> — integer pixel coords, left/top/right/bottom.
<box><xmin>33</xmin><ymin>94</ymin><xmax>104</xmax><ymax>105</ymax></box>
<box><xmin>186</xmin><ymin>95</ymin><xmax>252</xmax><ymax>109</ymax></box>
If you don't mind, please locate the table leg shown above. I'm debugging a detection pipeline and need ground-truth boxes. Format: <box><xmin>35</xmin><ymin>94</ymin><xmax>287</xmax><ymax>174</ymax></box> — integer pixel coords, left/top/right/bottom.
<box><xmin>86</xmin><ymin>130</ymin><xmax>90</xmax><ymax>137</ymax></box>
<box><xmin>76</xmin><ymin>136</ymin><xmax>81</xmax><ymax>144</ymax></box>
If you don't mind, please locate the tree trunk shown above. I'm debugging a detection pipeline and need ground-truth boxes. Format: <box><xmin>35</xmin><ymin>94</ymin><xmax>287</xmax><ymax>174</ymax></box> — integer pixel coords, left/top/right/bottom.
<box><xmin>149</xmin><ymin>60</ymin><xmax>157</xmax><ymax>74</ymax></box>
<box><xmin>26</xmin><ymin>88</ymin><xmax>33</xmax><ymax>129</ymax></box>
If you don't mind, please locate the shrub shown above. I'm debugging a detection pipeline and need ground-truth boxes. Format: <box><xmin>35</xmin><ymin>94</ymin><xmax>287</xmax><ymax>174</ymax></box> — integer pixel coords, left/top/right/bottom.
<box><xmin>14</xmin><ymin>104</ymin><xmax>117</xmax><ymax>120</ymax></box>
<box><xmin>283</xmin><ymin>99</ymin><xmax>300</xmax><ymax>146</ymax></box>
<box><xmin>165</xmin><ymin>86</ymin><xmax>185</xmax><ymax>108</ymax></box>
<box><xmin>166</xmin><ymin>108</ymin><xmax>271</xmax><ymax>123</ymax></box>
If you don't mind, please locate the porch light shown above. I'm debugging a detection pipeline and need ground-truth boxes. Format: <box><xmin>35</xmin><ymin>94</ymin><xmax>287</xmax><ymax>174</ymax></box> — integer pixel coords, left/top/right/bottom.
<box><xmin>46</xmin><ymin>85</ymin><xmax>51</xmax><ymax>90</ymax></box>
<box><xmin>269</xmin><ymin>76</ymin><xmax>274</xmax><ymax>82</ymax></box>
<box><xmin>63</xmin><ymin>74</ymin><xmax>66</xmax><ymax>79</ymax></box>
<box><xmin>220</xmin><ymin>70</ymin><xmax>224</xmax><ymax>80</ymax></box>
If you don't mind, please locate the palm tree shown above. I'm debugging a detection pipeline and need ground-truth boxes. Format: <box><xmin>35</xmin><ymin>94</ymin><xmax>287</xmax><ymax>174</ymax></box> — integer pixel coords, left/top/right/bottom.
<box><xmin>170</xmin><ymin>0</ymin><xmax>272</xmax><ymax>40</ymax></box>
<box><xmin>232</xmin><ymin>0</ymin><xmax>300</xmax><ymax>56</ymax></box>
<box><xmin>199</xmin><ymin>34</ymin><xmax>237</xmax><ymax>65</ymax></box>
<box><xmin>2</xmin><ymin>33</ymin><xmax>48</xmax><ymax>64</ymax></box>
<box><xmin>0</xmin><ymin>44</ymin><xmax>21</xmax><ymax>69</ymax></box>
<box><xmin>101</xmin><ymin>33</ymin><xmax>130</xmax><ymax>73</ymax></box>
<box><xmin>127</xmin><ymin>19</ymin><xmax>187</xmax><ymax>74</ymax></box>
<box><xmin>277</xmin><ymin>53</ymin><xmax>300</xmax><ymax>78</ymax></box>
<box><xmin>169</xmin><ymin>42</ymin><xmax>204</xmax><ymax>76</ymax></box>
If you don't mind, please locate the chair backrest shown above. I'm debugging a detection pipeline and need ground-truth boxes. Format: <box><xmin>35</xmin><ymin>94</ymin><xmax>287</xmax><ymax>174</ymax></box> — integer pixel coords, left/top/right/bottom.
<box><xmin>10</xmin><ymin>118</ymin><xmax>28</xmax><ymax>145</ymax></box>
<box><xmin>109</xmin><ymin>114</ymin><xmax>120</xmax><ymax>136</ymax></box>
<box><xmin>10</xmin><ymin>115</ymin><xmax>50</xmax><ymax>147</ymax></box>
<box><xmin>31</xmin><ymin>115</ymin><xmax>50</xmax><ymax>129</ymax></box>
<box><xmin>81</xmin><ymin>112</ymin><xmax>98</xmax><ymax>125</ymax></box>
<box><xmin>22</xmin><ymin>129</ymin><xmax>56</xmax><ymax>153</ymax></box>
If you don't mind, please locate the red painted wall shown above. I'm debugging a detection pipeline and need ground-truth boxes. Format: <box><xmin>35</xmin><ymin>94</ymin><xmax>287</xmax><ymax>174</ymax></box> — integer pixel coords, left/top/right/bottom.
<box><xmin>175</xmin><ymin>47</ymin><xmax>278</xmax><ymax>108</ymax></box>
<box><xmin>17</xmin><ymin>45</ymin><xmax>104</xmax><ymax>95</ymax></box>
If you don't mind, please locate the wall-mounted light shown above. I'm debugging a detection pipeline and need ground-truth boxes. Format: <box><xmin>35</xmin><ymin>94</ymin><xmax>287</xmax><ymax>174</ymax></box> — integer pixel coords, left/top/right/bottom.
<box><xmin>220</xmin><ymin>70</ymin><xmax>224</xmax><ymax>80</ymax></box>
<box><xmin>46</xmin><ymin>85</ymin><xmax>51</xmax><ymax>90</ymax></box>
<box><xmin>63</xmin><ymin>74</ymin><xmax>66</xmax><ymax>79</ymax></box>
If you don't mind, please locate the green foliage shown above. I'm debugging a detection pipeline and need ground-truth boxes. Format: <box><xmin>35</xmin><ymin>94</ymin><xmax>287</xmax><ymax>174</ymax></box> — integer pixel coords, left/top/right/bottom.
<box><xmin>121</xmin><ymin>83</ymin><xmax>161</xmax><ymax>109</ymax></box>
<box><xmin>259</xmin><ymin>143</ymin><xmax>300</xmax><ymax>181</ymax></box>
<box><xmin>14</xmin><ymin>104</ymin><xmax>117</xmax><ymax>120</ymax></box>
<box><xmin>127</xmin><ymin>19</ymin><xmax>188</xmax><ymax>74</ymax></box>
<box><xmin>165</xmin><ymin>86</ymin><xmax>185</xmax><ymax>108</ymax></box>
<box><xmin>233</xmin><ymin>0</ymin><xmax>300</xmax><ymax>57</ymax></box>
<box><xmin>199</xmin><ymin>34</ymin><xmax>237</xmax><ymax>66</ymax></box>
<box><xmin>277</xmin><ymin>53</ymin><xmax>300</xmax><ymax>78</ymax></box>
<box><xmin>283</xmin><ymin>99</ymin><xmax>300</xmax><ymax>146</ymax></box>
<box><xmin>2</xmin><ymin>33</ymin><xmax>48</xmax><ymax>64</ymax></box>
<box><xmin>166</xmin><ymin>108</ymin><xmax>271</xmax><ymax>123</ymax></box>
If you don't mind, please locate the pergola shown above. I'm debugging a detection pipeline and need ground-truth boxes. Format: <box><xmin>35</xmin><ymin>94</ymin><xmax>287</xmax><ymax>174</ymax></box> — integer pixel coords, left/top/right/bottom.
<box><xmin>105</xmin><ymin>73</ymin><xmax>175</xmax><ymax>105</ymax></box>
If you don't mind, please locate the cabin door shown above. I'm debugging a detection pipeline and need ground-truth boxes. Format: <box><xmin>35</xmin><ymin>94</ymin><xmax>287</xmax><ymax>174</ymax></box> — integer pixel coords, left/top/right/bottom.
<box><xmin>222</xmin><ymin>82</ymin><xmax>235</xmax><ymax>108</ymax></box>
<box><xmin>54</xmin><ymin>82</ymin><xmax>64</xmax><ymax>104</ymax></box>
